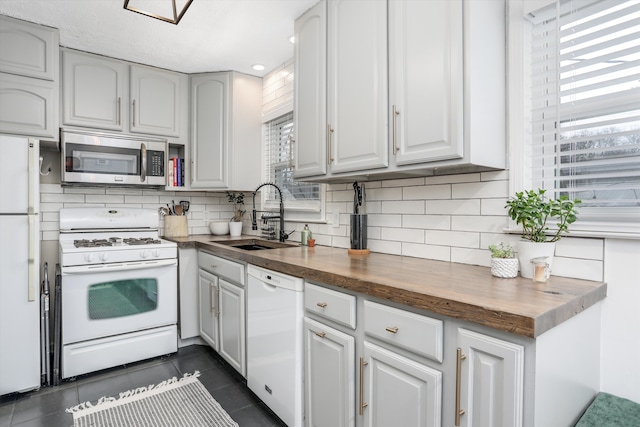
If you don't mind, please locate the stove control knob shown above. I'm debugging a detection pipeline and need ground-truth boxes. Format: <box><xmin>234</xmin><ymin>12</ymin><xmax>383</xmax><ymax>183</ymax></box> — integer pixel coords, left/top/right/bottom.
<box><xmin>140</xmin><ymin>250</ymin><xmax>149</xmax><ymax>259</ymax></box>
<box><xmin>84</xmin><ymin>253</ymin><xmax>94</xmax><ymax>263</ymax></box>
<box><xmin>99</xmin><ymin>252</ymin><xmax>109</xmax><ymax>262</ymax></box>
<box><xmin>152</xmin><ymin>249</ymin><xmax>160</xmax><ymax>258</ymax></box>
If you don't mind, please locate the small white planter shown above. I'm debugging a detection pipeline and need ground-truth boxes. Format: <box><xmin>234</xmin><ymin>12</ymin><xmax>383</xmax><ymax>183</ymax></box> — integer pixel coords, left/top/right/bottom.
<box><xmin>229</xmin><ymin>221</ymin><xmax>243</xmax><ymax>237</ymax></box>
<box><xmin>490</xmin><ymin>258</ymin><xmax>519</xmax><ymax>278</ymax></box>
<box><xmin>517</xmin><ymin>240</ymin><xmax>556</xmax><ymax>279</ymax></box>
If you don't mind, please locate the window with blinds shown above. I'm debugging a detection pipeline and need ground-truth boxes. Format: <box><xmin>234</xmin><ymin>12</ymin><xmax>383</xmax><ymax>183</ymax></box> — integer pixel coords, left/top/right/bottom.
<box><xmin>529</xmin><ymin>0</ymin><xmax>640</xmax><ymax>228</ymax></box>
<box><xmin>263</xmin><ymin>112</ymin><xmax>323</xmax><ymax>219</ymax></box>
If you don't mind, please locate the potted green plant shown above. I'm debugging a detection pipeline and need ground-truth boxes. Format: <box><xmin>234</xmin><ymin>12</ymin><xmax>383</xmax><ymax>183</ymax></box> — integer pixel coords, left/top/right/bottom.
<box><xmin>226</xmin><ymin>192</ymin><xmax>245</xmax><ymax>237</ymax></box>
<box><xmin>488</xmin><ymin>242</ymin><xmax>518</xmax><ymax>278</ymax></box>
<box><xmin>505</xmin><ymin>189</ymin><xmax>580</xmax><ymax>279</ymax></box>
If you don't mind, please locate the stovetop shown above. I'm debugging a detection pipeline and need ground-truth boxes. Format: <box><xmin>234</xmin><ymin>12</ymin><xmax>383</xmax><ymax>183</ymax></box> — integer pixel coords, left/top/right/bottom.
<box><xmin>73</xmin><ymin>237</ymin><xmax>163</xmax><ymax>248</ymax></box>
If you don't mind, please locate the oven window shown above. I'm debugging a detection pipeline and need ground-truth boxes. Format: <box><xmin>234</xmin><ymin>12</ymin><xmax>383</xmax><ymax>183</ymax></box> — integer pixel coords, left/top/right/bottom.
<box><xmin>88</xmin><ymin>279</ymin><xmax>157</xmax><ymax>319</ymax></box>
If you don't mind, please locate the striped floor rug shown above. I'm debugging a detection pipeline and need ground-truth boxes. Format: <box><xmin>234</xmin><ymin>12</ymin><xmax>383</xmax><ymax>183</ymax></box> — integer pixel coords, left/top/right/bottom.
<box><xmin>66</xmin><ymin>371</ymin><xmax>238</xmax><ymax>427</ymax></box>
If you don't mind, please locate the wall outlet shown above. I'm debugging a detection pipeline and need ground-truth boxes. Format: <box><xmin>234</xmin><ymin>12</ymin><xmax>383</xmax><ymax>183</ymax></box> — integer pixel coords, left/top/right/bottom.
<box><xmin>332</xmin><ymin>211</ymin><xmax>340</xmax><ymax>228</ymax></box>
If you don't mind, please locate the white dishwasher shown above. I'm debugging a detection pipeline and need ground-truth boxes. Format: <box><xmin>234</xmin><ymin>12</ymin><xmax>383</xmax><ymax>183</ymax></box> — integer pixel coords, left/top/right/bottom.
<box><xmin>247</xmin><ymin>264</ymin><xmax>304</xmax><ymax>427</ymax></box>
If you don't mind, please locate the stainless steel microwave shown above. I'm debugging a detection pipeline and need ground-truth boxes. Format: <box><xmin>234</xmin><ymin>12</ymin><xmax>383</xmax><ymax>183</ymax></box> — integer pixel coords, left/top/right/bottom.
<box><xmin>61</xmin><ymin>129</ymin><xmax>167</xmax><ymax>187</ymax></box>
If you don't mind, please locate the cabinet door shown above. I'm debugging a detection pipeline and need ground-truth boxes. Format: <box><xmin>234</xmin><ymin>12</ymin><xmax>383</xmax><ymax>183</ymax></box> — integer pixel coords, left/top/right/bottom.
<box><xmin>457</xmin><ymin>328</ymin><xmax>524</xmax><ymax>427</ymax></box>
<box><xmin>62</xmin><ymin>50</ymin><xmax>126</xmax><ymax>131</ymax></box>
<box><xmin>363</xmin><ymin>341</ymin><xmax>442</xmax><ymax>427</ymax></box>
<box><xmin>130</xmin><ymin>65</ymin><xmax>181</xmax><ymax>137</ymax></box>
<box><xmin>218</xmin><ymin>279</ymin><xmax>246</xmax><ymax>377</ymax></box>
<box><xmin>327</xmin><ymin>0</ymin><xmax>388</xmax><ymax>174</ymax></box>
<box><xmin>190</xmin><ymin>73</ymin><xmax>228</xmax><ymax>189</ymax></box>
<box><xmin>0</xmin><ymin>73</ymin><xmax>56</xmax><ymax>138</ymax></box>
<box><xmin>293</xmin><ymin>0</ymin><xmax>327</xmax><ymax>178</ymax></box>
<box><xmin>0</xmin><ymin>15</ymin><xmax>58</xmax><ymax>81</ymax></box>
<box><xmin>389</xmin><ymin>0</ymin><xmax>463</xmax><ymax>165</ymax></box>
<box><xmin>304</xmin><ymin>317</ymin><xmax>355</xmax><ymax>427</ymax></box>
<box><xmin>198</xmin><ymin>269</ymin><xmax>219</xmax><ymax>350</ymax></box>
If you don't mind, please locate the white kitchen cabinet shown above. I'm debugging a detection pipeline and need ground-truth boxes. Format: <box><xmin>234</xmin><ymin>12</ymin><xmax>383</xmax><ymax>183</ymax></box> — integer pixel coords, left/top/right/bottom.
<box><xmin>294</xmin><ymin>0</ymin><xmax>505</xmax><ymax>182</ymax></box>
<box><xmin>456</xmin><ymin>328</ymin><xmax>524</xmax><ymax>427</ymax></box>
<box><xmin>218</xmin><ymin>278</ymin><xmax>245</xmax><ymax>375</ymax></box>
<box><xmin>304</xmin><ymin>317</ymin><xmax>355</xmax><ymax>427</ymax></box>
<box><xmin>62</xmin><ymin>49</ymin><xmax>126</xmax><ymax>131</ymax></box>
<box><xmin>198</xmin><ymin>268</ymin><xmax>219</xmax><ymax>349</ymax></box>
<box><xmin>190</xmin><ymin>72</ymin><xmax>262</xmax><ymax>191</ymax></box>
<box><xmin>326</xmin><ymin>0</ymin><xmax>388</xmax><ymax>174</ymax></box>
<box><xmin>62</xmin><ymin>49</ymin><xmax>188</xmax><ymax>141</ymax></box>
<box><xmin>0</xmin><ymin>15</ymin><xmax>59</xmax><ymax>140</ymax></box>
<box><xmin>293</xmin><ymin>0</ymin><xmax>327</xmax><ymax>178</ymax></box>
<box><xmin>362</xmin><ymin>341</ymin><xmax>442</xmax><ymax>427</ymax></box>
<box><xmin>388</xmin><ymin>0</ymin><xmax>463</xmax><ymax>165</ymax></box>
<box><xmin>198</xmin><ymin>250</ymin><xmax>247</xmax><ymax>377</ymax></box>
<box><xmin>130</xmin><ymin>64</ymin><xmax>184</xmax><ymax>137</ymax></box>
<box><xmin>294</xmin><ymin>0</ymin><xmax>387</xmax><ymax>180</ymax></box>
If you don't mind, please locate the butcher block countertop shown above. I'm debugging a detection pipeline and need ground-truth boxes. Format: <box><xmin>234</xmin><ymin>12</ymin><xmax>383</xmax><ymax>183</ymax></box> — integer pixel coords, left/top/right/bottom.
<box><xmin>169</xmin><ymin>234</ymin><xmax>607</xmax><ymax>338</ymax></box>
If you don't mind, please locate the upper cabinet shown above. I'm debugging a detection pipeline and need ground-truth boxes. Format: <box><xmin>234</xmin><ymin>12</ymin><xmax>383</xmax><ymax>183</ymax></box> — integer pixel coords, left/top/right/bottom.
<box><xmin>294</xmin><ymin>0</ymin><xmax>506</xmax><ymax>182</ymax></box>
<box><xmin>0</xmin><ymin>15</ymin><xmax>59</xmax><ymax>140</ymax></box>
<box><xmin>61</xmin><ymin>49</ymin><xmax>188</xmax><ymax>141</ymax></box>
<box><xmin>190</xmin><ymin>72</ymin><xmax>262</xmax><ymax>191</ymax></box>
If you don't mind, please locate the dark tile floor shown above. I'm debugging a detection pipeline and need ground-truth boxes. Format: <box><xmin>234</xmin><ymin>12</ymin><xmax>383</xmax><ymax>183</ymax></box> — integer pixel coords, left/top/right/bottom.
<box><xmin>0</xmin><ymin>345</ymin><xmax>287</xmax><ymax>427</ymax></box>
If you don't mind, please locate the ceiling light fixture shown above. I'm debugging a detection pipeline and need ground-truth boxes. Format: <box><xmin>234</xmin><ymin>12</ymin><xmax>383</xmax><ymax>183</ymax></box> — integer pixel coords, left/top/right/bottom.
<box><xmin>123</xmin><ymin>0</ymin><xmax>194</xmax><ymax>25</ymax></box>
<box><xmin>252</xmin><ymin>64</ymin><xmax>266</xmax><ymax>71</ymax></box>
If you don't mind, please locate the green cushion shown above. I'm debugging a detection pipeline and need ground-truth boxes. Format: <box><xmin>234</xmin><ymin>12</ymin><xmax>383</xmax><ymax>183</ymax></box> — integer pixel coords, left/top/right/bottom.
<box><xmin>575</xmin><ymin>392</ymin><xmax>640</xmax><ymax>427</ymax></box>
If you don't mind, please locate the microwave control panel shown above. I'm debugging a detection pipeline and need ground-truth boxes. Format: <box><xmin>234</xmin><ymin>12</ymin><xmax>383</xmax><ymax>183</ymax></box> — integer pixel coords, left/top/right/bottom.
<box><xmin>148</xmin><ymin>151</ymin><xmax>165</xmax><ymax>177</ymax></box>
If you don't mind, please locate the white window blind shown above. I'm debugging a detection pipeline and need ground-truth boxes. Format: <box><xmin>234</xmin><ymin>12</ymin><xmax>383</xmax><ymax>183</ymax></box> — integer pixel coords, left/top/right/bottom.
<box><xmin>529</xmin><ymin>0</ymin><xmax>640</xmax><ymax>228</ymax></box>
<box><xmin>263</xmin><ymin>112</ymin><xmax>323</xmax><ymax>218</ymax></box>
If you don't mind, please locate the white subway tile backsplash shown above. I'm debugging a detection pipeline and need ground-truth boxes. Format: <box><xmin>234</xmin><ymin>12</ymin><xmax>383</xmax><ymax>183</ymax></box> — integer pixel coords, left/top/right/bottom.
<box><xmin>451</xmin><ymin>247</ymin><xmax>489</xmax><ymax>266</ymax></box>
<box><xmin>382</xmin><ymin>177</ymin><xmax>425</xmax><ymax>188</ymax></box>
<box><xmin>426</xmin><ymin>174</ymin><xmax>480</xmax><ymax>185</ymax></box>
<box><xmin>41</xmin><ymin>193</ymin><xmax>84</xmax><ymax>203</ymax></box>
<box><xmin>402</xmin><ymin>215</ymin><xmax>451</xmax><ymax>230</ymax></box>
<box><xmin>552</xmin><ymin>257</ymin><xmax>603</xmax><ymax>281</ymax></box>
<box><xmin>366</xmin><ymin>187</ymin><xmax>403</xmax><ymax>201</ymax></box>
<box><xmin>369</xmin><ymin>239</ymin><xmax>402</xmax><ymax>255</ymax></box>
<box><xmin>556</xmin><ymin>237</ymin><xmax>603</xmax><ymax>260</ymax></box>
<box><xmin>452</xmin><ymin>180</ymin><xmax>509</xmax><ymax>199</ymax></box>
<box><xmin>40</xmin><ymin>184</ymin><xmax>63</xmax><ymax>194</ymax></box>
<box><xmin>403</xmin><ymin>184</ymin><xmax>451</xmax><ymax>200</ymax></box>
<box><xmin>481</xmin><ymin>170</ymin><xmax>509</xmax><ymax>181</ymax></box>
<box><xmin>451</xmin><ymin>215</ymin><xmax>507</xmax><ymax>233</ymax></box>
<box><xmin>402</xmin><ymin>243</ymin><xmax>450</xmax><ymax>262</ymax></box>
<box><xmin>85</xmin><ymin>194</ymin><xmax>125</xmax><ymax>204</ymax></box>
<box><xmin>368</xmin><ymin>214</ymin><xmax>402</xmax><ymax>228</ymax></box>
<box><xmin>480</xmin><ymin>198</ymin><xmax>508</xmax><ymax>216</ymax></box>
<box><xmin>426</xmin><ymin>199</ymin><xmax>480</xmax><ymax>215</ymax></box>
<box><xmin>380</xmin><ymin>227</ymin><xmax>425</xmax><ymax>243</ymax></box>
<box><xmin>381</xmin><ymin>200</ymin><xmax>425</xmax><ymax>215</ymax></box>
<box><xmin>426</xmin><ymin>230</ymin><xmax>479</xmax><ymax>248</ymax></box>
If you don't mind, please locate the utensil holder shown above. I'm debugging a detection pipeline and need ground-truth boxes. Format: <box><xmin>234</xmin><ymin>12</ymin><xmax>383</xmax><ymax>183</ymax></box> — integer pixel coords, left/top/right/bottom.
<box><xmin>350</xmin><ymin>214</ymin><xmax>367</xmax><ymax>250</ymax></box>
<box><xmin>164</xmin><ymin>216</ymin><xmax>188</xmax><ymax>237</ymax></box>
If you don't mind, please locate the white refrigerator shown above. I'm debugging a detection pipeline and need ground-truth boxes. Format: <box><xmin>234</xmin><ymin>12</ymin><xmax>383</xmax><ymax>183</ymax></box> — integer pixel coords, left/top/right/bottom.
<box><xmin>0</xmin><ymin>134</ymin><xmax>40</xmax><ymax>395</ymax></box>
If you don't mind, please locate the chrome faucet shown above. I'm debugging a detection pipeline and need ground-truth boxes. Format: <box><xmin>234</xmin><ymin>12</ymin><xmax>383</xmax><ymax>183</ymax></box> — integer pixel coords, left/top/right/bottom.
<box><xmin>251</xmin><ymin>182</ymin><xmax>287</xmax><ymax>242</ymax></box>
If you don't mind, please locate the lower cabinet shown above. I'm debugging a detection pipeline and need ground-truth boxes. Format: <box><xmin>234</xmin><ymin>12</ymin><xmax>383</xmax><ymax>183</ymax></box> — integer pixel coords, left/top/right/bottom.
<box><xmin>304</xmin><ymin>317</ymin><xmax>355</xmax><ymax>427</ymax></box>
<box><xmin>198</xmin><ymin>251</ymin><xmax>246</xmax><ymax>377</ymax></box>
<box><xmin>362</xmin><ymin>342</ymin><xmax>442</xmax><ymax>427</ymax></box>
<box><xmin>456</xmin><ymin>328</ymin><xmax>524</xmax><ymax>427</ymax></box>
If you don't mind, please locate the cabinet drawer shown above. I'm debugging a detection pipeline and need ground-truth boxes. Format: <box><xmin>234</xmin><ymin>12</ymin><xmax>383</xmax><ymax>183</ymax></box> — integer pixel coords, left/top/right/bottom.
<box><xmin>305</xmin><ymin>283</ymin><xmax>356</xmax><ymax>329</ymax></box>
<box><xmin>198</xmin><ymin>251</ymin><xmax>245</xmax><ymax>285</ymax></box>
<box><xmin>364</xmin><ymin>300</ymin><xmax>443</xmax><ymax>362</ymax></box>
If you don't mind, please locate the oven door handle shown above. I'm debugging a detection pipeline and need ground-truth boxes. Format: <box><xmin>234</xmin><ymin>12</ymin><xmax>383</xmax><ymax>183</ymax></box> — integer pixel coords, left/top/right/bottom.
<box><xmin>62</xmin><ymin>258</ymin><xmax>177</xmax><ymax>274</ymax></box>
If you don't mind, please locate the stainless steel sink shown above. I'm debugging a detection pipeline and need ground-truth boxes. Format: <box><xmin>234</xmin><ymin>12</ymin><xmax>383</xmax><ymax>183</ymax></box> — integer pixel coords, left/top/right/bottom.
<box><xmin>212</xmin><ymin>239</ymin><xmax>298</xmax><ymax>250</ymax></box>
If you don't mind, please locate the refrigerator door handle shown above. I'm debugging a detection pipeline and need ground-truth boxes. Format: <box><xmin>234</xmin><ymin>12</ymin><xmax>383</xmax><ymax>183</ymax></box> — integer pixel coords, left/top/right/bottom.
<box><xmin>27</xmin><ymin>140</ymin><xmax>37</xmax><ymax>301</ymax></box>
<box><xmin>28</xmin><ymin>214</ymin><xmax>36</xmax><ymax>301</ymax></box>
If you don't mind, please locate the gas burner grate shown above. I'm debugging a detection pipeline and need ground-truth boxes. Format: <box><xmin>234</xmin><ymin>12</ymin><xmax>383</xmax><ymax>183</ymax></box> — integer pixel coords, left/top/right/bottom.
<box><xmin>123</xmin><ymin>238</ymin><xmax>162</xmax><ymax>245</ymax></box>
<box><xmin>73</xmin><ymin>239</ymin><xmax>113</xmax><ymax>248</ymax></box>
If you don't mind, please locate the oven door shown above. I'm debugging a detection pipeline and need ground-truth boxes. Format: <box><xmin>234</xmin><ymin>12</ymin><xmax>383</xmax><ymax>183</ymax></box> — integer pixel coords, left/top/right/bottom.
<box><xmin>61</xmin><ymin>259</ymin><xmax>177</xmax><ymax>345</ymax></box>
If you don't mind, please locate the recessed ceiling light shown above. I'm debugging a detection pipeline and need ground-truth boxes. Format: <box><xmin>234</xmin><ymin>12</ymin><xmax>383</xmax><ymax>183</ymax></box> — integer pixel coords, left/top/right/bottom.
<box><xmin>252</xmin><ymin>64</ymin><xmax>265</xmax><ymax>71</ymax></box>
<box><xmin>289</xmin><ymin>35</ymin><xmax>296</xmax><ymax>44</ymax></box>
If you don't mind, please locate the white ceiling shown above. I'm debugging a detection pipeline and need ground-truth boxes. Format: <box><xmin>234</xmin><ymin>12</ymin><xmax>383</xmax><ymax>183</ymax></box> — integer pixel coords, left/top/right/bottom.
<box><xmin>0</xmin><ymin>0</ymin><xmax>318</xmax><ymax>76</ymax></box>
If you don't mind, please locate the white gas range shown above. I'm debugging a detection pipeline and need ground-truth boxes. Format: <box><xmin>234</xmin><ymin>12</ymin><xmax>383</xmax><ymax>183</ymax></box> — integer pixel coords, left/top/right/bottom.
<box><xmin>58</xmin><ymin>207</ymin><xmax>178</xmax><ymax>379</ymax></box>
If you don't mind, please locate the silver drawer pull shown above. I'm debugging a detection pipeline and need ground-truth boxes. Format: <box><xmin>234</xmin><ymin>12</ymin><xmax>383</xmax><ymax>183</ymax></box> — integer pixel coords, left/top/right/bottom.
<box><xmin>317</xmin><ymin>302</ymin><xmax>328</xmax><ymax>308</ymax></box>
<box><xmin>385</xmin><ymin>326</ymin><xmax>399</xmax><ymax>334</ymax></box>
<box><xmin>314</xmin><ymin>331</ymin><xmax>326</xmax><ymax>338</ymax></box>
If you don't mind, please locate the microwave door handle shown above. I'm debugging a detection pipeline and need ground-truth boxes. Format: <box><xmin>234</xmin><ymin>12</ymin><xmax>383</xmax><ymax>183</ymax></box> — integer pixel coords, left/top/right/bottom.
<box><xmin>140</xmin><ymin>143</ymin><xmax>147</xmax><ymax>183</ymax></box>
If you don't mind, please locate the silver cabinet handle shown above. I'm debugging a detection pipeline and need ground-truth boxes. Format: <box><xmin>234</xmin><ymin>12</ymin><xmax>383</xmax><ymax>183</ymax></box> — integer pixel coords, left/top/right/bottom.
<box><xmin>314</xmin><ymin>331</ymin><xmax>326</xmax><ymax>338</ymax></box>
<box><xmin>132</xmin><ymin>99</ymin><xmax>136</xmax><ymax>126</ymax></box>
<box><xmin>117</xmin><ymin>97</ymin><xmax>121</xmax><ymax>125</ymax></box>
<box><xmin>385</xmin><ymin>326</ymin><xmax>398</xmax><ymax>334</ymax></box>
<box><xmin>392</xmin><ymin>105</ymin><xmax>400</xmax><ymax>155</ymax></box>
<box><xmin>289</xmin><ymin>135</ymin><xmax>295</xmax><ymax>169</ymax></box>
<box><xmin>316</xmin><ymin>302</ymin><xmax>327</xmax><ymax>308</ymax></box>
<box><xmin>327</xmin><ymin>124</ymin><xmax>334</xmax><ymax>165</ymax></box>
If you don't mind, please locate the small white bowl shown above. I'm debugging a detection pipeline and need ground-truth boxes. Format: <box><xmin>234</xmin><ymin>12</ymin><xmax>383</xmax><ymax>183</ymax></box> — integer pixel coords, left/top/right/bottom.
<box><xmin>209</xmin><ymin>220</ymin><xmax>229</xmax><ymax>235</ymax></box>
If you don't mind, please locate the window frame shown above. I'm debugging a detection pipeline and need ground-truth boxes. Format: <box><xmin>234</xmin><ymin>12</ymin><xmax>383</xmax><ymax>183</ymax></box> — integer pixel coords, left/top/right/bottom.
<box><xmin>507</xmin><ymin>0</ymin><xmax>640</xmax><ymax>239</ymax></box>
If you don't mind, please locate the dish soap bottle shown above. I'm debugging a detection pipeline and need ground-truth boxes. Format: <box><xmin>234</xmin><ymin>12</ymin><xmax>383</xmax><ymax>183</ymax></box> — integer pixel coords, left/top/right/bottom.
<box><xmin>301</xmin><ymin>224</ymin><xmax>312</xmax><ymax>246</ymax></box>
